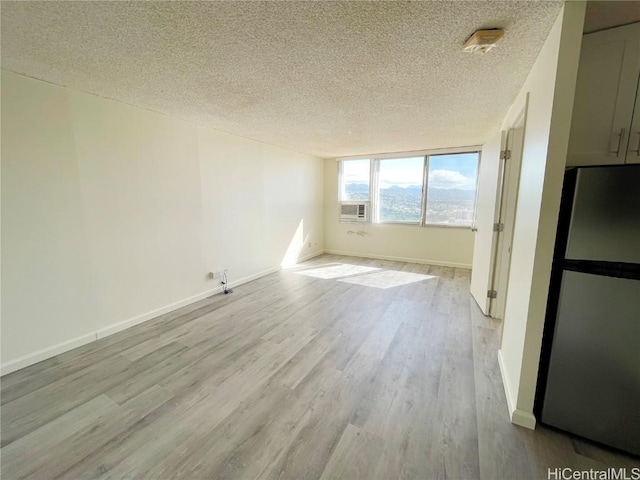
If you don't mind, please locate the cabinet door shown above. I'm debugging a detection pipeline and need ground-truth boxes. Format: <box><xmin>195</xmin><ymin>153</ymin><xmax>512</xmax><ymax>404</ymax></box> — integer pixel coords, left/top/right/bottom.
<box><xmin>627</xmin><ymin>85</ymin><xmax>640</xmax><ymax>164</ymax></box>
<box><xmin>567</xmin><ymin>23</ymin><xmax>640</xmax><ymax>167</ymax></box>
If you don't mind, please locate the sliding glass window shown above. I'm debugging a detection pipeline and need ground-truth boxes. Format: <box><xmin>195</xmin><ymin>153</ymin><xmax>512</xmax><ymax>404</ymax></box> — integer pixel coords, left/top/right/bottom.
<box><xmin>377</xmin><ymin>157</ymin><xmax>424</xmax><ymax>223</ymax></box>
<box><xmin>424</xmin><ymin>152</ymin><xmax>479</xmax><ymax>227</ymax></box>
<box><xmin>339</xmin><ymin>159</ymin><xmax>370</xmax><ymax>201</ymax></box>
<box><xmin>337</xmin><ymin>150</ymin><xmax>480</xmax><ymax>228</ymax></box>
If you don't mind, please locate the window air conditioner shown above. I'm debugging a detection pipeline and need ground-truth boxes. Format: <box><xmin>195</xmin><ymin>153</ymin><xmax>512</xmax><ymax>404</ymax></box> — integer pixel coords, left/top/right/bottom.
<box><xmin>340</xmin><ymin>203</ymin><xmax>368</xmax><ymax>222</ymax></box>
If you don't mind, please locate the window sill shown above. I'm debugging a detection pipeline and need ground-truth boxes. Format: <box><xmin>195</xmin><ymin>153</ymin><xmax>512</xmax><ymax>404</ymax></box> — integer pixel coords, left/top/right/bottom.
<box><xmin>340</xmin><ymin>221</ymin><xmax>472</xmax><ymax>230</ymax></box>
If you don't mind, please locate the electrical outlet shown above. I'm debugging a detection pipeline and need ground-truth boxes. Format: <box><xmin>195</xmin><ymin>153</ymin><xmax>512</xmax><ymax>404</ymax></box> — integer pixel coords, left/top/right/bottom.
<box><xmin>210</xmin><ymin>268</ymin><xmax>228</xmax><ymax>279</ymax></box>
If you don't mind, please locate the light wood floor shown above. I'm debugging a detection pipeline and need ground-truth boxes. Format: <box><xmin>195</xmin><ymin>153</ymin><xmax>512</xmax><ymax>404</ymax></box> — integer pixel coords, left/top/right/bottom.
<box><xmin>1</xmin><ymin>254</ymin><xmax>638</xmax><ymax>479</ymax></box>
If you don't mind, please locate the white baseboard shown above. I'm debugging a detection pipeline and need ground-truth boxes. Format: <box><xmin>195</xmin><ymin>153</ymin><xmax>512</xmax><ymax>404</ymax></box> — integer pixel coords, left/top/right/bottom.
<box><xmin>497</xmin><ymin>349</ymin><xmax>516</xmax><ymax>415</ymax></box>
<box><xmin>295</xmin><ymin>250</ymin><xmax>325</xmax><ymax>263</ymax></box>
<box><xmin>97</xmin><ymin>263</ymin><xmax>301</xmax><ymax>341</ymax></box>
<box><xmin>95</xmin><ymin>288</ymin><xmax>221</xmax><ymax>339</ymax></box>
<box><xmin>323</xmin><ymin>249</ymin><xmax>471</xmax><ymax>269</ymax></box>
<box><xmin>2</xmin><ymin>248</ymin><xmax>450</xmax><ymax>376</ymax></box>
<box><xmin>1</xmin><ymin>262</ymin><xmax>301</xmax><ymax>377</ymax></box>
<box><xmin>498</xmin><ymin>349</ymin><xmax>536</xmax><ymax>430</ymax></box>
<box><xmin>1</xmin><ymin>332</ymin><xmax>97</xmax><ymax>376</ymax></box>
<box><xmin>511</xmin><ymin>408</ymin><xmax>537</xmax><ymax>430</ymax></box>
<box><xmin>230</xmin><ymin>266</ymin><xmax>280</xmax><ymax>287</ymax></box>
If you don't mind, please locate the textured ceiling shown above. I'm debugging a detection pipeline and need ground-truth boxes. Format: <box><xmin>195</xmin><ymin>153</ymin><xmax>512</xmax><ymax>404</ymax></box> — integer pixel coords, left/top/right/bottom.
<box><xmin>1</xmin><ymin>1</ymin><xmax>563</xmax><ymax>158</ymax></box>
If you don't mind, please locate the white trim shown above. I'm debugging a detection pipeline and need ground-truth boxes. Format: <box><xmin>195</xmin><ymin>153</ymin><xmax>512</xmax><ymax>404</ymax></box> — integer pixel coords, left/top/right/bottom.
<box><xmin>498</xmin><ymin>349</ymin><xmax>537</xmax><ymax>430</ymax></box>
<box><xmin>512</xmin><ymin>409</ymin><xmax>537</xmax><ymax>430</ymax></box>
<box><xmin>324</xmin><ymin>249</ymin><xmax>471</xmax><ymax>269</ymax></box>
<box><xmin>95</xmin><ymin>261</ymin><xmax>310</xmax><ymax>339</ymax></box>
<box><xmin>229</xmin><ymin>266</ymin><xmax>279</xmax><ymax>288</ymax></box>
<box><xmin>95</xmin><ymin>288</ymin><xmax>222</xmax><ymax>339</ymax></box>
<box><xmin>498</xmin><ymin>349</ymin><xmax>517</xmax><ymax>417</ymax></box>
<box><xmin>1</xmin><ymin>252</ymin><xmax>326</xmax><ymax>376</ymax></box>
<box><xmin>337</xmin><ymin>144</ymin><xmax>483</xmax><ymax>161</ymax></box>
<box><xmin>296</xmin><ymin>250</ymin><xmax>325</xmax><ymax>263</ymax></box>
<box><xmin>1</xmin><ymin>332</ymin><xmax>97</xmax><ymax>376</ymax></box>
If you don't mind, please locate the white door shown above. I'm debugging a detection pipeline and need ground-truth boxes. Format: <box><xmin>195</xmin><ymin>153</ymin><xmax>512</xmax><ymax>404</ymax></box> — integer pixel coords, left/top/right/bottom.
<box><xmin>490</xmin><ymin>114</ymin><xmax>526</xmax><ymax>319</ymax></box>
<box><xmin>470</xmin><ymin>130</ymin><xmax>506</xmax><ymax>314</ymax></box>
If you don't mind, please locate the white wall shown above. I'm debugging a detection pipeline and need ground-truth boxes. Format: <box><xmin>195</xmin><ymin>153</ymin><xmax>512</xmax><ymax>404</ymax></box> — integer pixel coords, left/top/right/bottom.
<box><xmin>495</xmin><ymin>2</ymin><xmax>586</xmax><ymax>428</ymax></box>
<box><xmin>323</xmin><ymin>159</ymin><xmax>474</xmax><ymax>268</ymax></box>
<box><xmin>1</xmin><ymin>70</ymin><xmax>324</xmax><ymax>373</ymax></box>
<box><xmin>1</xmin><ymin>71</ymin><xmax>100</xmax><ymax>368</ymax></box>
<box><xmin>71</xmin><ymin>91</ymin><xmax>206</xmax><ymax>334</ymax></box>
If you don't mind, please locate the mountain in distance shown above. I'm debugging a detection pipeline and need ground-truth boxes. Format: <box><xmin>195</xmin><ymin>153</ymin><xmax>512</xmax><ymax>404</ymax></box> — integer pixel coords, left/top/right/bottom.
<box><xmin>426</xmin><ymin>187</ymin><xmax>475</xmax><ymax>202</ymax></box>
<box><xmin>346</xmin><ymin>183</ymin><xmax>474</xmax><ymax>201</ymax></box>
<box><xmin>346</xmin><ymin>183</ymin><xmax>369</xmax><ymax>194</ymax></box>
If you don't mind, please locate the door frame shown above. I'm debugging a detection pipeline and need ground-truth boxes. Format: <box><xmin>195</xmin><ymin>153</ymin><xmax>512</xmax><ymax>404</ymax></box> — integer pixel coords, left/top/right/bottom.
<box><xmin>489</xmin><ymin>97</ymin><xmax>528</xmax><ymax>319</ymax></box>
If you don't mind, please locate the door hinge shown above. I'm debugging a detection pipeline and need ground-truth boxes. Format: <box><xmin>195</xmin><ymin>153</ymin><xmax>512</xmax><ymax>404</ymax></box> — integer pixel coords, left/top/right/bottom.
<box><xmin>487</xmin><ymin>290</ymin><xmax>498</xmax><ymax>299</ymax></box>
<box><xmin>493</xmin><ymin>222</ymin><xmax>504</xmax><ymax>232</ymax></box>
<box><xmin>500</xmin><ymin>149</ymin><xmax>511</xmax><ymax>160</ymax></box>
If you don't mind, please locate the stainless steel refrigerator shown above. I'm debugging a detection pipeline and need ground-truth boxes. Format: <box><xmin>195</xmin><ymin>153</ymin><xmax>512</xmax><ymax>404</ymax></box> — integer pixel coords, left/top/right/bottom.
<box><xmin>540</xmin><ymin>165</ymin><xmax>640</xmax><ymax>456</ymax></box>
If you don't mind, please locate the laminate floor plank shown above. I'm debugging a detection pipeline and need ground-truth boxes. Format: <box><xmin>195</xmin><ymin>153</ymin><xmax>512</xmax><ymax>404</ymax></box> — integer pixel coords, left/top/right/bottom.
<box><xmin>471</xmin><ymin>305</ymin><xmax>533</xmax><ymax>480</ymax></box>
<box><xmin>264</xmin><ymin>310</ymin><xmax>397</xmax><ymax>479</ymax></box>
<box><xmin>0</xmin><ymin>293</ymin><xmax>245</xmax><ymax>406</ymax></box>
<box><xmin>2</xmin><ymin>254</ymin><xmax>638</xmax><ymax>480</ymax></box>
<box><xmin>319</xmin><ymin>423</ymin><xmax>385</xmax><ymax>480</ymax></box>
<box><xmin>136</xmin><ymin>381</ymin><xmax>296</xmax><ymax>480</ymax></box>
<box><xmin>372</xmin><ymin>302</ymin><xmax>449</xmax><ymax>479</ymax></box>
<box><xmin>98</xmin><ymin>328</ymin><xmax>321</xmax><ymax>479</ymax></box>
<box><xmin>23</xmin><ymin>395</ymin><xmax>158</xmax><ymax>480</ymax></box>
<box><xmin>208</xmin><ymin>359</ymin><xmax>344</xmax><ymax>480</ymax></box>
<box><xmin>1</xmin><ymin>355</ymin><xmax>135</xmax><ymax>447</ymax></box>
<box><xmin>0</xmin><ymin>395</ymin><xmax>119</xmax><ymax>479</ymax></box>
<box><xmin>176</xmin><ymin>276</ymin><xmax>341</xmax><ymax>348</ymax></box>
<box><xmin>153</xmin><ymin>282</ymin><xmax>362</xmax><ymax>399</ymax></box>
<box><xmin>427</xmin><ymin>288</ymin><xmax>481</xmax><ymax>480</ymax></box>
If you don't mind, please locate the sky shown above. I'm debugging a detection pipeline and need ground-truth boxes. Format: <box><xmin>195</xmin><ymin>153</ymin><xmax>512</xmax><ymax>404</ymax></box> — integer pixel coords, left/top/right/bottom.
<box><xmin>343</xmin><ymin>153</ymin><xmax>479</xmax><ymax>190</ymax></box>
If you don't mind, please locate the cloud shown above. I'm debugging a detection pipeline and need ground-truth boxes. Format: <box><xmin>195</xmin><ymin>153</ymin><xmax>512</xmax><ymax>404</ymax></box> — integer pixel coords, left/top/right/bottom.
<box><xmin>429</xmin><ymin>169</ymin><xmax>475</xmax><ymax>190</ymax></box>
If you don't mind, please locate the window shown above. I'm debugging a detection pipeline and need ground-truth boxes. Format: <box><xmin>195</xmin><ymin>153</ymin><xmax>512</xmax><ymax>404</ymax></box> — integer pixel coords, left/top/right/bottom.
<box><xmin>377</xmin><ymin>157</ymin><xmax>424</xmax><ymax>223</ymax></box>
<box><xmin>339</xmin><ymin>159</ymin><xmax>370</xmax><ymax>201</ymax></box>
<box><xmin>338</xmin><ymin>149</ymin><xmax>479</xmax><ymax>227</ymax></box>
<box><xmin>425</xmin><ymin>153</ymin><xmax>479</xmax><ymax>227</ymax></box>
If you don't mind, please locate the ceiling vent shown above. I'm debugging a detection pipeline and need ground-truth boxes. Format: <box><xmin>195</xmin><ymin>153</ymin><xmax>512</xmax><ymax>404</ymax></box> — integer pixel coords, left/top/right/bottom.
<box><xmin>463</xmin><ymin>29</ymin><xmax>505</xmax><ymax>54</ymax></box>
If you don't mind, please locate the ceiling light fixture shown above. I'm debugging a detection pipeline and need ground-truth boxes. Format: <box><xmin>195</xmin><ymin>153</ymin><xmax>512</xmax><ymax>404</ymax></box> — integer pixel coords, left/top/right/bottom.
<box><xmin>463</xmin><ymin>29</ymin><xmax>505</xmax><ymax>54</ymax></box>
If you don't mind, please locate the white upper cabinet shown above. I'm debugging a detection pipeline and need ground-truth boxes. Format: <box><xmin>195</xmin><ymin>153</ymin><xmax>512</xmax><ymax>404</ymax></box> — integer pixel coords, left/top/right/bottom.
<box><xmin>567</xmin><ymin>23</ymin><xmax>640</xmax><ymax>167</ymax></box>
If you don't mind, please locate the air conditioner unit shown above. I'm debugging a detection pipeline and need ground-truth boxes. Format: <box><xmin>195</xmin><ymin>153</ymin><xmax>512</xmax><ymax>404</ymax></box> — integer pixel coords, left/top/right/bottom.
<box><xmin>340</xmin><ymin>202</ymin><xmax>368</xmax><ymax>222</ymax></box>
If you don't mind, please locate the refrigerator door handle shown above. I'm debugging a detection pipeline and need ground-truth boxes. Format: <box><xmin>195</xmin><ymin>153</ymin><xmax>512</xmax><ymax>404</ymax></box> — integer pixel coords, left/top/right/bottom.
<box><xmin>563</xmin><ymin>259</ymin><xmax>640</xmax><ymax>281</ymax></box>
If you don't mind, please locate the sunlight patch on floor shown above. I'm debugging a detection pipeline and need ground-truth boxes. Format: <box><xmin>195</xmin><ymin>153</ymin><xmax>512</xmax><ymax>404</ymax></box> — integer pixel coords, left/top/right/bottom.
<box><xmin>293</xmin><ymin>262</ymin><xmax>437</xmax><ymax>288</ymax></box>
<box><xmin>294</xmin><ymin>263</ymin><xmax>380</xmax><ymax>279</ymax></box>
<box><xmin>338</xmin><ymin>270</ymin><xmax>436</xmax><ymax>289</ymax></box>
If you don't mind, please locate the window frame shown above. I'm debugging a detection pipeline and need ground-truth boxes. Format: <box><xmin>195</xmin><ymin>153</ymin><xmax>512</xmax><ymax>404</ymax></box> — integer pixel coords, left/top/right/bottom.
<box><xmin>374</xmin><ymin>155</ymin><xmax>426</xmax><ymax>225</ymax></box>
<box><xmin>338</xmin><ymin>158</ymin><xmax>372</xmax><ymax>203</ymax></box>
<box><xmin>338</xmin><ymin>146</ymin><xmax>482</xmax><ymax>229</ymax></box>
